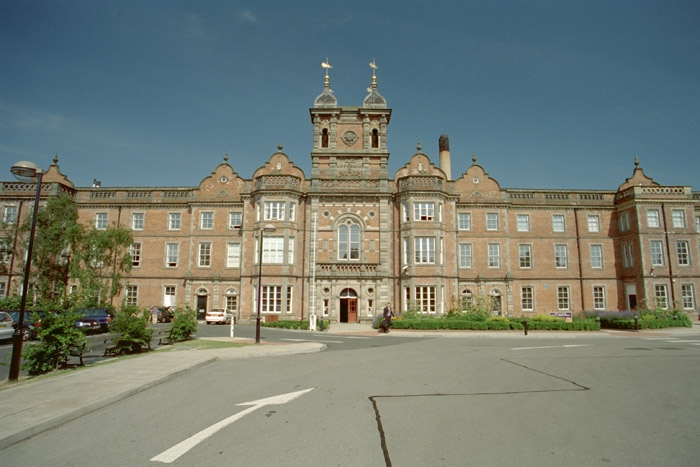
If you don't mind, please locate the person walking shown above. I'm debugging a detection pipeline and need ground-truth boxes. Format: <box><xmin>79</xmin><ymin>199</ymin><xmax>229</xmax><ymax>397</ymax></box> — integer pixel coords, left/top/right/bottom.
<box><xmin>380</xmin><ymin>302</ymin><xmax>394</xmax><ymax>333</ymax></box>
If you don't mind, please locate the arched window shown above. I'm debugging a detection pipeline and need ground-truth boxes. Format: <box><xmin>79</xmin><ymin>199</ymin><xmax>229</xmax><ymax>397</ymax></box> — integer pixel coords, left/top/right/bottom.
<box><xmin>321</xmin><ymin>128</ymin><xmax>329</xmax><ymax>148</ymax></box>
<box><xmin>225</xmin><ymin>288</ymin><xmax>238</xmax><ymax>313</ymax></box>
<box><xmin>371</xmin><ymin>128</ymin><xmax>379</xmax><ymax>148</ymax></box>
<box><xmin>338</xmin><ymin>220</ymin><xmax>360</xmax><ymax>260</ymax></box>
<box><xmin>460</xmin><ymin>288</ymin><xmax>473</xmax><ymax>310</ymax></box>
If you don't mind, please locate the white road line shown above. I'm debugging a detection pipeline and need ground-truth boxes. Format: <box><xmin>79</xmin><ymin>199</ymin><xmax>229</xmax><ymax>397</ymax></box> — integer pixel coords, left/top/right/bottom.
<box><xmin>511</xmin><ymin>344</ymin><xmax>590</xmax><ymax>350</ymax></box>
<box><xmin>281</xmin><ymin>338</ymin><xmax>344</xmax><ymax>344</ymax></box>
<box><xmin>151</xmin><ymin>388</ymin><xmax>314</xmax><ymax>463</ymax></box>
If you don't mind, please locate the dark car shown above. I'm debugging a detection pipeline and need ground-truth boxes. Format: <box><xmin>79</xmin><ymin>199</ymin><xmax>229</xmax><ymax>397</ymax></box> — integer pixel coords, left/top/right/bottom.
<box><xmin>75</xmin><ymin>316</ymin><xmax>101</xmax><ymax>334</ymax></box>
<box><xmin>4</xmin><ymin>310</ymin><xmax>45</xmax><ymax>341</ymax></box>
<box><xmin>76</xmin><ymin>308</ymin><xmax>113</xmax><ymax>332</ymax></box>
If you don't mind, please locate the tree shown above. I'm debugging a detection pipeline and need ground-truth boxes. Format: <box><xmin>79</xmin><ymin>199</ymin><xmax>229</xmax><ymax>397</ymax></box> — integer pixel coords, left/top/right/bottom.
<box><xmin>71</xmin><ymin>224</ymin><xmax>133</xmax><ymax>307</ymax></box>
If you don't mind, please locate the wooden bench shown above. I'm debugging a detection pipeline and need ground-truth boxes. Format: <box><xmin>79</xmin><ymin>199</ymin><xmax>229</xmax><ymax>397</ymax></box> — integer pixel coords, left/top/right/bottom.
<box><xmin>70</xmin><ymin>342</ymin><xmax>88</xmax><ymax>366</ymax></box>
<box><xmin>151</xmin><ymin>327</ymin><xmax>174</xmax><ymax>348</ymax></box>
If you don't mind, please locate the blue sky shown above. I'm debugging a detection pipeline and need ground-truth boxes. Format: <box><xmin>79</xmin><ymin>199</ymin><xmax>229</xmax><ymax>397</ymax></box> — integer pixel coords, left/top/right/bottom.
<box><xmin>2</xmin><ymin>0</ymin><xmax>699</xmax><ymax>190</ymax></box>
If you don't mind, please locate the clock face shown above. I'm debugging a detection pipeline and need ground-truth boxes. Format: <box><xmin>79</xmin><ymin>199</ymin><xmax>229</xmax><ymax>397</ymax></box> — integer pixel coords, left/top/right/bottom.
<box><xmin>473</xmin><ymin>177</ymin><xmax>480</xmax><ymax>184</ymax></box>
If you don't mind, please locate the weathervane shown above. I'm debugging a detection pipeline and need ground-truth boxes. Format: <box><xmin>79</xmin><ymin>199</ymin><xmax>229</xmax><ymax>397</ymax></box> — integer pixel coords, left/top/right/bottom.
<box><xmin>321</xmin><ymin>58</ymin><xmax>332</xmax><ymax>78</ymax></box>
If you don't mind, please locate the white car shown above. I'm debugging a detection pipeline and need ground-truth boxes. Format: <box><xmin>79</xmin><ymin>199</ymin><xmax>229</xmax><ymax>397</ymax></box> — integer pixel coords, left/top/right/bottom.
<box><xmin>205</xmin><ymin>309</ymin><xmax>232</xmax><ymax>325</ymax></box>
<box><xmin>0</xmin><ymin>311</ymin><xmax>15</xmax><ymax>341</ymax></box>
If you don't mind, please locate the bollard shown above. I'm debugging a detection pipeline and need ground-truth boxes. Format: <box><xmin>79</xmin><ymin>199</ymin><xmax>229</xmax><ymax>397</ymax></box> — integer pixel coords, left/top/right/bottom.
<box><xmin>634</xmin><ymin>315</ymin><xmax>639</xmax><ymax>331</ymax></box>
<box><xmin>524</xmin><ymin>320</ymin><xmax>528</xmax><ymax>336</ymax></box>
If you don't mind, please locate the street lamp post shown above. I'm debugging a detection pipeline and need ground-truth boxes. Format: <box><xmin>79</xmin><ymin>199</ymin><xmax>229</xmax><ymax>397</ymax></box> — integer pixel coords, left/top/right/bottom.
<box><xmin>255</xmin><ymin>224</ymin><xmax>276</xmax><ymax>344</ymax></box>
<box><xmin>8</xmin><ymin>161</ymin><xmax>44</xmax><ymax>382</ymax></box>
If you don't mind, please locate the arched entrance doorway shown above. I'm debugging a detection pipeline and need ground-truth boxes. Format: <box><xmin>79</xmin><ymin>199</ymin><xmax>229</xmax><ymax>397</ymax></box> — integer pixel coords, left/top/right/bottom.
<box><xmin>196</xmin><ymin>288</ymin><xmax>208</xmax><ymax>320</ymax></box>
<box><xmin>339</xmin><ymin>288</ymin><xmax>358</xmax><ymax>323</ymax></box>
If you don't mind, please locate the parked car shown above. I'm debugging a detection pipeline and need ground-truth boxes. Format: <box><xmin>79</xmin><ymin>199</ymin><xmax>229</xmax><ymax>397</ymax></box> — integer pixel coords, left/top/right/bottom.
<box><xmin>0</xmin><ymin>311</ymin><xmax>15</xmax><ymax>341</ymax></box>
<box><xmin>205</xmin><ymin>308</ymin><xmax>232</xmax><ymax>325</ymax></box>
<box><xmin>152</xmin><ymin>307</ymin><xmax>174</xmax><ymax>323</ymax></box>
<box><xmin>5</xmin><ymin>310</ymin><xmax>45</xmax><ymax>341</ymax></box>
<box><xmin>76</xmin><ymin>308</ymin><xmax>113</xmax><ymax>332</ymax></box>
<box><xmin>75</xmin><ymin>317</ymin><xmax>101</xmax><ymax>334</ymax></box>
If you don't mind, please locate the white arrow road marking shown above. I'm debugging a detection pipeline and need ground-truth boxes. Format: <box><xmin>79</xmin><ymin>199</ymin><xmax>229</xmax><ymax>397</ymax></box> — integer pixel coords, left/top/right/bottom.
<box><xmin>511</xmin><ymin>344</ymin><xmax>590</xmax><ymax>350</ymax></box>
<box><xmin>151</xmin><ymin>388</ymin><xmax>314</xmax><ymax>464</ymax></box>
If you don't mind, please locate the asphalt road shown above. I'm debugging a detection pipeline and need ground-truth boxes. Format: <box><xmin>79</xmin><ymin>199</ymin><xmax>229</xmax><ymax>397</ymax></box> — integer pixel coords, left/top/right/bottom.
<box><xmin>2</xmin><ymin>330</ymin><xmax>699</xmax><ymax>466</ymax></box>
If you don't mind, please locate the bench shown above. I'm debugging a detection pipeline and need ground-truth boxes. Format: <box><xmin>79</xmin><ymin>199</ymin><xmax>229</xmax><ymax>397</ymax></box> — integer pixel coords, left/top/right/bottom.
<box><xmin>70</xmin><ymin>342</ymin><xmax>88</xmax><ymax>366</ymax></box>
<box><xmin>151</xmin><ymin>327</ymin><xmax>174</xmax><ymax>348</ymax></box>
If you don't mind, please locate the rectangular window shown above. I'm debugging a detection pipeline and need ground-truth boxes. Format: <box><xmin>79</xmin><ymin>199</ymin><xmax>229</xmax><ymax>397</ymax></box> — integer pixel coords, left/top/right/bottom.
<box><xmin>226</xmin><ymin>243</ymin><xmax>241</xmax><ymax>268</ymax></box>
<box><xmin>95</xmin><ymin>212</ymin><xmax>108</xmax><ymax>230</ymax></box>
<box><xmin>288</xmin><ymin>237</ymin><xmax>295</xmax><ymax>264</ymax></box>
<box><xmin>130</xmin><ymin>243</ymin><xmax>142</xmax><ymax>267</ymax></box>
<box><xmin>681</xmin><ymin>284</ymin><xmax>696</xmax><ymax>310</ymax></box>
<box><xmin>671</xmin><ymin>209</ymin><xmax>686</xmax><ymax>228</ymax></box>
<box><xmin>519</xmin><ymin>244</ymin><xmax>532</xmax><ymax>268</ymax></box>
<box><xmin>618</xmin><ymin>212</ymin><xmax>630</xmax><ymax>232</ymax></box>
<box><xmin>226</xmin><ymin>295</ymin><xmax>238</xmax><ymax>313</ymax></box>
<box><xmin>516</xmin><ymin>214</ymin><xmax>530</xmax><ymax>232</ymax></box>
<box><xmin>166</xmin><ymin>243</ymin><xmax>179</xmax><ymax>267</ymax></box>
<box><xmin>261</xmin><ymin>237</ymin><xmax>284</xmax><ymax>264</ymax></box>
<box><xmin>488</xmin><ymin>243</ymin><xmax>501</xmax><ymax>268</ymax></box>
<box><xmin>286</xmin><ymin>286</ymin><xmax>293</xmax><ymax>314</ymax></box>
<box><xmin>198</xmin><ymin>242</ymin><xmax>211</xmax><ymax>267</ymax></box>
<box><xmin>164</xmin><ymin>286</ymin><xmax>176</xmax><ymax>307</ymax></box>
<box><xmin>402</xmin><ymin>204</ymin><xmax>409</xmax><ymax>222</ymax></box>
<box><xmin>458</xmin><ymin>213</ymin><xmax>472</xmax><ymax>230</ymax></box>
<box><xmin>413</xmin><ymin>202</ymin><xmax>435</xmax><ymax>221</ymax></box>
<box><xmin>402</xmin><ymin>237</ymin><xmax>409</xmax><ymax>266</ymax></box>
<box><xmin>587</xmin><ymin>215</ymin><xmax>600</xmax><ymax>233</ymax></box>
<box><xmin>289</xmin><ymin>203</ymin><xmax>296</xmax><ymax>222</ymax></box>
<box><xmin>2</xmin><ymin>206</ymin><xmax>18</xmax><ymax>224</ymax></box>
<box><xmin>229</xmin><ymin>212</ymin><xmax>242</xmax><ymax>229</ymax></box>
<box><xmin>0</xmin><ymin>281</ymin><xmax>6</xmax><ymax>298</ymax></box>
<box><xmin>650</xmin><ymin>240</ymin><xmax>664</xmax><ymax>266</ymax></box>
<box><xmin>593</xmin><ymin>286</ymin><xmax>606</xmax><ymax>310</ymax></box>
<box><xmin>168</xmin><ymin>212</ymin><xmax>181</xmax><ymax>230</ymax></box>
<box><xmin>264</xmin><ymin>201</ymin><xmax>285</xmax><ymax>220</ymax></box>
<box><xmin>521</xmin><ymin>286</ymin><xmax>534</xmax><ymax>311</ymax></box>
<box><xmin>126</xmin><ymin>285</ymin><xmax>138</xmax><ymax>306</ymax></box>
<box><xmin>676</xmin><ymin>240</ymin><xmax>691</xmax><ymax>266</ymax></box>
<box><xmin>557</xmin><ymin>286</ymin><xmax>570</xmax><ymax>311</ymax></box>
<box><xmin>622</xmin><ymin>243</ymin><xmax>635</xmax><ymax>268</ymax></box>
<box><xmin>1</xmin><ymin>240</ymin><xmax>12</xmax><ymax>264</ymax></box>
<box><xmin>459</xmin><ymin>243</ymin><xmax>472</xmax><ymax>268</ymax></box>
<box><xmin>132</xmin><ymin>212</ymin><xmax>144</xmax><ymax>230</ymax></box>
<box><xmin>552</xmin><ymin>214</ymin><xmax>565</xmax><ymax>232</ymax></box>
<box><xmin>200</xmin><ymin>212</ymin><xmax>214</xmax><ymax>229</ymax></box>
<box><xmin>555</xmin><ymin>244</ymin><xmax>568</xmax><ymax>268</ymax></box>
<box><xmin>647</xmin><ymin>209</ymin><xmax>660</xmax><ymax>228</ymax></box>
<box><xmin>415</xmin><ymin>286</ymin><xmax>436</xmax><ymax>313</ymax></box>
<box><xmin>590</xmin><ymin>244</ymin><xmax>603</xmax><ymax>269</ymax></box>
<box><xmin>262</xmin><ymin>285</ymin><xmax>282</xmax><ymax>313</ymax></box>
<box><xmin>486</xmin><ymin>213</ymin><xmax>499</xmax><ymax>231</ymax></box>
<box><xmin>654</xmin><ymin>284</ymin><xmax>669</xmax><ymax>309</ymax></box>
<box><xmin>414</xmin><ymin>237</ymin><xmax>436</xmax><ymax>264</ymax></box>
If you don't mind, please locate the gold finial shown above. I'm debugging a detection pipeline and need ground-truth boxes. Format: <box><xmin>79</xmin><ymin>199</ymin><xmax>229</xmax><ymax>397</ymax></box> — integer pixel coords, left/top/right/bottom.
<box><xmin>369</xmin><ymin>58</ymin><xmax>378</xmax><ymax>85</ymax></box>
<box><xmin>321</xmin><ymin>57</ymin><xmax>332</xmax><ymax>84</ymax></box>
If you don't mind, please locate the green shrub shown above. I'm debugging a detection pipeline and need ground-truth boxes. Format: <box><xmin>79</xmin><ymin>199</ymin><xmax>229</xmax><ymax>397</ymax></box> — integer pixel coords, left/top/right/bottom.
<box><xmin>109</xmin><ymin>305</ymin><xmax>152</xmax><ymax>355</ymax></box>
<box><xmin>22</xmin><ymin>310</ymin><xmax>87</xmax><ymax>376</ymax></box>
<box><xmin>169</xmin><ymin>307</ymin><xmax>198</xmax><ymax>342</ymax></box>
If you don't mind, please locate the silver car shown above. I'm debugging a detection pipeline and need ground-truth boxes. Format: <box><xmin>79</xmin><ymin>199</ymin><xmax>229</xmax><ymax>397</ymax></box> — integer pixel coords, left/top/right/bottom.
<box><xmin>0</xmin><ymin>311</ymin><xmax>15</xmax><ymax>341</ymax></box>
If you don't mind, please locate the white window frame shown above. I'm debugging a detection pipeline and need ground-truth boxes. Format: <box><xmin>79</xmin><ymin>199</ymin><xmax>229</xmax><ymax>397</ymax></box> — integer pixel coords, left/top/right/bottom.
<box><xmin>95</xmin><ymin>212</ymin><xmax>108</xmax><ymax>230</ymax></box>
<box><xmin>228</xmin><ymin>212</ymin><xmax>242</xmax><ymax>229</ymax></box>
<box><xmin>260</xmin><ymin>237</ymin><xmax>284</xmax><ymax>264</ymax></box>
<box><xmin>486</xmin><ymin>212</ymin><xmax>499</xmax><ymax>231</ymax></box>
<box><xmin>552</xmin><ymin>214</ymin><xmax>565</xmax><ymax>232</ymax></box>
<box><xmin>647</xmin><ymin>209</ymin><xmax>660</xmax><ymax>228</ymax></box>
<box><xmin>587</xmin><ymin>215</ymin><xmax>600</xmax><ymax>233</ymax></box>
<box><xmin>413</xmin><ymin>202</ymin><xmax>435</xmax><ymax>221</ymax></box>
<box><xmin>654</xmin><ymin>284</ymin><xmax>669</xmax><ymax>309</ymax></box>
<box><xmin>516</xmin><ymin>214</ymin><xmax>530</xmax><ymax>232</ymax></box>
<box><xmin>126</xmin><ymin>285</ymin><xmax>138</xmax><ymax>306</ymax></box>
<box><xmin>681</xmin><ymin>284</ymin><xmax>696</xmax><ymax>310</ymax></box>
<box><xmin>650</xmin><ymin>240</ymin><xmax>664</xmax><ymax>266</ymax></box>
<box><xmin>264</xmin><ymin>201</ymin><xmax>285</xmax><ymax>221</ymax></box>
<box><xmin>338</xmin><ymin>221</ymin><xmax>360</xmax><ymax>260</ymax></box>
<box><xmin>671</xmin><ymin>209</ymin><xmax>686</xmax><ymax>228</ymax></box>
<box><xmin>132</xmin><ymin>212</ymin><xmax>144</xmax><ymax>230</ymax></box>
<box><xmin>676</xmin><ymin>240</ymin><xmax>691</xmax><ymax>266</ymax></box>
<box><xmin>557</xmin><ymin>286</ymin><xmax>571</xmax><ymax>311</ymax></box>
<box><xmin>555</xmin><ymin>244</ymin><xmax>568</xmax><ymax>268</ymax></box>
<box><xmin>200</xmin><ymin>212</ymin><xmax>214</xmax><ymax>230</ymax></box>
<box><xmin>198</xmin><ymin>242</ymin><xmax>212</xmax><ymax>267</ymax></box>
<box><xmin>519</xmin><ymin>244</ymin><xmax>532</xmax><ymax>269</ymax></box>
<box><xmin>166</xmin><ymin>243</ymin><xmax>179</xmax><ymax>268</ymax></box>
<box><xmin>415</xmin><ymin>286</ymin><xmax>436</xmax><ymax>313</ymax></box>
<box><xmin>458</xmin><ymin>212</ymin><xmax>472</xmax><ymax>230</ymax></box>
<box><xmin>226</xmin><ymin>243</ymin><xmax>241</xmax><ymax>268</ymax></box>
<box><xmin>168</xmin><ymin>212</ymin><xmax>181</xmax><ymax>230</ymax></box>
<box><xmin>459</xmin><ymin>243</ymin><xmax>472</xmax><ymax>268</ymax></box>
<box><xmin>593</xmin><ymin>285</ymin><xmax>606</xmax><ymax>310</ymax></box>
<box><xmin>488</xmin><ymin>243</ymin><xmax>501</xmax><ymax>268</ymax></box>
<box><xmin>2</xmin><ymin>205</ymin><xmax>18</xmax><ymax>224</ymax></box>
<box><xmin>414</xmin><ymin>237</ymin><xmax>436</xmax><ymax>264</ymax></box>
<box><xmin>590</xmin><ymin>244</ymin><xmax>603</xmax><ymax>269</ymax></box>
<box><xmin>130</xmin><ymin>242</ymin><xmax>142</xmax><ymax>267</ymax></box>
<box><xmin>521</xmin><ymin>286</ymin><xmax>534</xmax><ymax>311</ymax></box>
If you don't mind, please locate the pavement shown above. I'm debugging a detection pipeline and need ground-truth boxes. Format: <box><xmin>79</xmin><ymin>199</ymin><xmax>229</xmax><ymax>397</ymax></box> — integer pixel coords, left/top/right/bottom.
<box><xmin>1</xmin><ymin>321</ymin><xmax>699</xmax><ymax>450</ymax></box>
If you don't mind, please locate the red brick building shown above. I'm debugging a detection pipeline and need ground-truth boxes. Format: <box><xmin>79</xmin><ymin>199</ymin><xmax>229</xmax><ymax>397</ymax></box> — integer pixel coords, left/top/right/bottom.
<box><xmin>2</xmin><ymin>70</ymin><xmax>699</xmax><ymax>322</ymax></box>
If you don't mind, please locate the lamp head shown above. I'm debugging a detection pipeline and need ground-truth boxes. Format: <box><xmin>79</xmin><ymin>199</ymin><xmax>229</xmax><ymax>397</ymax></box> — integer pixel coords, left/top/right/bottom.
<box><xmin>11</xmin><ymin>161</ymin><xmax>42</xmax><ymax>182</ymax></box>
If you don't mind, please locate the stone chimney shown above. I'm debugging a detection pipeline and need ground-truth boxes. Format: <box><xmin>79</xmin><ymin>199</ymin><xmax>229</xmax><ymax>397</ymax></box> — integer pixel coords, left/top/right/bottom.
<box><xmin>438</xmin><ymin>134</ymin><xmax>451</xmax><ymax>180</ymax></box>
